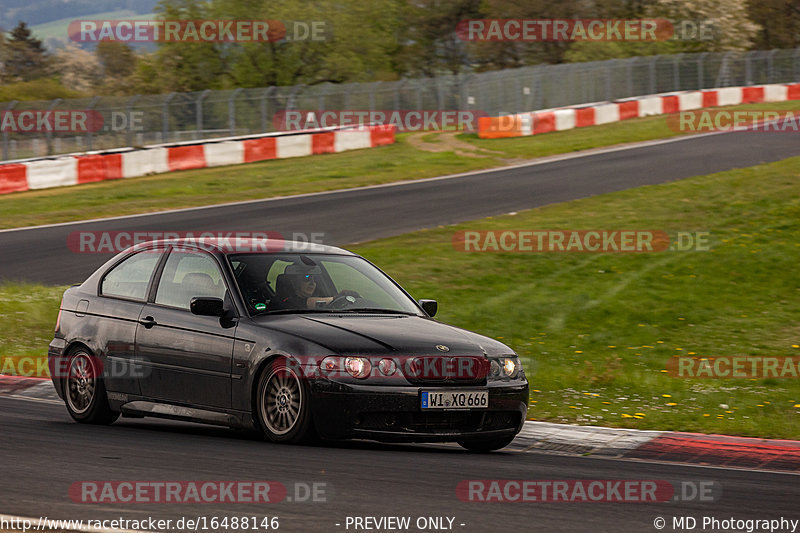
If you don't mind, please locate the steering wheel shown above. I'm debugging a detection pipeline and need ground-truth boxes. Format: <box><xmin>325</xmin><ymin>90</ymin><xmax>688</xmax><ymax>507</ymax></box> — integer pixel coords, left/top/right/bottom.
<box><xmin>328</xmin><ymin>295</ymin><xmax>357</xmax><ymax>309</ymax></box>
<box><xmin>327</xmin><ymin>290</ymin><xmax>361</xmax><ymax>309</ymax></box>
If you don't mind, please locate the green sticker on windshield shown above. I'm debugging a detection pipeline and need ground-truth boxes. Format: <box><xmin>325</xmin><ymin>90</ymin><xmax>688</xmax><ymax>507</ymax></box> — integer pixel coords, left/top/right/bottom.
<box><xmin>255</xmin><ymin>303</ymin><xmax>267</xmax><ymax>311</ymax></box>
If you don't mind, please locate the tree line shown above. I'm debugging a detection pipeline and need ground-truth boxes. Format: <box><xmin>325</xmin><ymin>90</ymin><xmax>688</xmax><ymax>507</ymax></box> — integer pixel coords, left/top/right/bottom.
<box><xmin>0</xmin><ymin>0</ymin><xmax>795</xmax><ymax>100</ymax></box>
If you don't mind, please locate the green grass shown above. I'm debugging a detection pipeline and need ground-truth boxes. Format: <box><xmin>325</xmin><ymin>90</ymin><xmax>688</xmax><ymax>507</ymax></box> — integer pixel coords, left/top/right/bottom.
<box><xmin>3</xmin><ymin>155</ymin><xmax>800</xmax><ymax>438</ymax></box>
<box><xmin>350</xmin><ymin>156</ymin><xmax>800</xmax><ymax>439</ymax></box>
<box><xmin>0</xmin><ymin>283</ymin><xmax>64</xmax><ymax>374</ymax></box>
<box><xmin>4</xmin><ymin>101</ymin><xmax>800</xmax><ymax>230</ymax></box>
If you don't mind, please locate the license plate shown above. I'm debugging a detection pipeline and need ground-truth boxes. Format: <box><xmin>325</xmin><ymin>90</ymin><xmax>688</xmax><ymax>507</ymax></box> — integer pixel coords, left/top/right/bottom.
<box><xmin>421</xmin><ymin>390</ymin><xmax>488</xmax><ymax>410</ymax></box>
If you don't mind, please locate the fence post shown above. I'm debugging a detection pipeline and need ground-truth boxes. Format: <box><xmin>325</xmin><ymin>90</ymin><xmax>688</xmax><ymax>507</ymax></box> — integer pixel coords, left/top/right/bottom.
<box><xmin>768</xmin><ymin>49</ymin><xmax>778</xmax><ymax>83</ymax></box>
<box><xmin>649</xmin><ymin>56</ymin><xmax>657</xmax><ymax>94</ymax></box>
<box><xmin>287</xmin><ymin>84</ymin><xmax>305</xmax><ymax>114</ymax></box>
<box><xmin>370</xmin><ymin>82</ymin><xmax>380</xmax><ymax>111</ymax></box>
<box><xmin>162</xmin><ymin>93</ymin><xmax>175</xmax><ymax>144</ymax></box>
<box><xmin>605</xmin><ymin>60</ymin><xmax>613</xmax><ymax>101</ymax></box>
<box><xmin>673</xmin><ymin>54</ymin><xmax>682</xmax><ymax>91</ymax></box>
<box><xmin>626</xmin><ymin>57</ymin><xmax>634</xmax><ymax>97</ymax></box>
<box><xmin>394</xmin><ymin>80</ymin><xmax>402</xmax><ymax>111</ymax></box>
<box><xmin>745</xmin><ymin>52</ymin><xmax>752</xmax><ymax>85</ymax></box>
<box><xmin>196</xmin><ymin>89</ymin><xmax>210</xmax><ymax>140</ymax></box>
<box><xmin>262</xmin><ymin>87</ymin><xmax>276</xmax><ymax>132</ymax></box>
<box><xmin>228</xmin><ymin>88</ymin><xmax>243</xmax><ymax>136</ymax></box>
<box><xmin>532</xmin><ymin>68</ymin><xmax>542</xmax><ymax>110</ymax></box>
<box><xmin>126</xmin><ymin>94</ymin><xmax>141</xmax><ymax>147</ymax></box>
<box><xmin>46</xmin><ymin>98</ymin><xmax>61</xmax><ymax>155</ymax></box>
<box><xmin>565</xmin><ymin>64</ymin><xmax>573</xmax><ymax>107</ymax></box>
<box><xmin>697</xmin><ymin>52</ymin><xmax>707</xmax><ymax>89</ymax></box>
<box><xmin>795</xmin><ymin>49</ymin><xmax>800</xmax><ymax>81</ymax></box>
<box><xmin>86</xmin><ymin>96</ymin><xmax>100</xmax><ymax>151</ymax></box>
<box><xmin>2</xmin><ymin>100</ymin><xmax>17</xmax><ymax>161</ymax></box>
<box><xmin>317</xmin><ymin>84</ymin><xmax>328</xmax><ymax>114</ymax></box>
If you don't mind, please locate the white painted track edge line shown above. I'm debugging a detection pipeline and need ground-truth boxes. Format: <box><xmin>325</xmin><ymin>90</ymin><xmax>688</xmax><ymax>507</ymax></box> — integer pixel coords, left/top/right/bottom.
<box><xmin>0</xmin><ymin>128</ymin><xmax>733</xmax><ymax>235</ymax></box>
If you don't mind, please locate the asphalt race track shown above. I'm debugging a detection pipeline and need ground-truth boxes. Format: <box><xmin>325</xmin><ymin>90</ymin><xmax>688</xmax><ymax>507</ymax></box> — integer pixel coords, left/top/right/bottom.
<box><xmin>2</xmin><ymin>129</ymin><xmax>800</xmax><ymax>285</ymax></box>
<box><xmin>2</xmin><ymin>397</ymin><xmax>798</xmax><ymax>533</ymax></box>
<box><xmin>2</xmin><ymin>130</ymin><xmax>800</xmax><ymax>532</ymax></box>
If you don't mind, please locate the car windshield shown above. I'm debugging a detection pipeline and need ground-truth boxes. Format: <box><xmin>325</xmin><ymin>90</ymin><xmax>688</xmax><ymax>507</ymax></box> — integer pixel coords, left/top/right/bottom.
<box><xmin>228</xmin><ymin>253</ymin><xmax>424</xmax><ymax>316</ymax></box>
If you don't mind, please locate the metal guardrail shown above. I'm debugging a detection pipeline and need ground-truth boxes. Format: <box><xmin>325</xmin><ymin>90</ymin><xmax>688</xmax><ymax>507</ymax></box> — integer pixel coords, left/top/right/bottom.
<box><xmin>3</xmin><ymin>48</ymin><xmax>800</xmax><ymax>161</ymax></box>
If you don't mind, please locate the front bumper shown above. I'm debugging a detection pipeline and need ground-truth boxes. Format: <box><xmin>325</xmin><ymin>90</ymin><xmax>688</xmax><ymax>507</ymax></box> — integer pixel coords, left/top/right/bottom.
<box><xmin>309</xmin><ymin>379</ymin><xmax>528</xmax><ymax>442</ymax></box>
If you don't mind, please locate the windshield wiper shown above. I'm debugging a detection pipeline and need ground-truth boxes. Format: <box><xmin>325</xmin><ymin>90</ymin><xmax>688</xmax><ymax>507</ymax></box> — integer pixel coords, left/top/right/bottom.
<box><xmin>260</xmin><ymin>308</ymin><xmax>340</xmax><ymax>315</ymax></box>
<box><xmin>335</xmin><ymin>308</ymin><xmax>418</xmax><ymax>315</ymax></box>
<box><xmin>258</xmin><ymin>308</ymin><xmax>419</xmax><ymax>316</ymax></box>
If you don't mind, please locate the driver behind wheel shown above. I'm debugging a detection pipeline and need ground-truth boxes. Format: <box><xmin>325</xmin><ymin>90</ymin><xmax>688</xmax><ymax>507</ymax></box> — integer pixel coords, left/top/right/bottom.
<box><xmin>272</xmin><ymin>264</ymin><xmax>359</xmax><ymax>310</ymax></box>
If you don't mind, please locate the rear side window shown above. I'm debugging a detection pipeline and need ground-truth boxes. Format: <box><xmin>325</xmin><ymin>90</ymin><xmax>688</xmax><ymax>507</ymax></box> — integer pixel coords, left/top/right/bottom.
<box><xmin>100</xmin><ymin>251</ymin><xmax>161</xmax><ymax>301</ymax></box>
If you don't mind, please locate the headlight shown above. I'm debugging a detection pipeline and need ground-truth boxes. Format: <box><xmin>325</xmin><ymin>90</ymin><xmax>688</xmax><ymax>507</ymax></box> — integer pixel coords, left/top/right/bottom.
<box><xmin>489</xmin><ymin>356</ymin><xmax>522</xmax><ymax>380</ymax></box>
<box><xmin>320</xmin><ymin>356</ymin><xmax>339</xmax><ymax>373</ymax></box>
<box><xmin>503</xmin><ymin>358</ymin><xmax>518</xmax><ymax>378</ymax></box>
<box><xmin>378</xmin><ymin>358</ymin><xmax>397</xmax><ymax>376</ymax></box>
<box><xmin>344</xmin><ymin>357</ymin><xmax>371</xmax><ymax>379</ymax></box>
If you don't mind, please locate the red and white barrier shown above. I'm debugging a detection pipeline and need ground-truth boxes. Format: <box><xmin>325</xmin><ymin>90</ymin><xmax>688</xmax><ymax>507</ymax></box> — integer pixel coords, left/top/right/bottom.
<box><xmin>479</xmin><ymin>83</ymin><xmax>800</xmax><ymax>138</ymax></box>
<box><xmin>0</xmin><ymin>125</ymin><xmax>395</xmax><ymax>196</ymax></box>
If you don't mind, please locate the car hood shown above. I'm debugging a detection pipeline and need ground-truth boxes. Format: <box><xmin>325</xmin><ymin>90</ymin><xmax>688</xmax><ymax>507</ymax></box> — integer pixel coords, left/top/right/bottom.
<box><xmin>251</xmin><ymin>314</ymin><xmax>513</xmax><ymax>357</ymax></box>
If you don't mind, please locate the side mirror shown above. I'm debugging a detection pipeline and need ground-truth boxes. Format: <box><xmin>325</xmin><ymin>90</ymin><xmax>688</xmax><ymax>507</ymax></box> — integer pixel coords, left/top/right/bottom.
<box><xmin>419</xmin><ymin>299</ymin><xmax>438</xmax><ymax>317</ymax></box>
<box><xmin>190</xmin><ymin>297</ymin><xmax>225</xmax><ymax>317</ymax></box>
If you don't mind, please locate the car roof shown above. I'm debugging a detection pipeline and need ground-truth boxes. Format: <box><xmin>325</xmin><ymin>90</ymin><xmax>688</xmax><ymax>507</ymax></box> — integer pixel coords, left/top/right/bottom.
<box><xmin>132</xmin><ymin>238</ymin><xmax>355</xmax><ymax>256</ymax></box>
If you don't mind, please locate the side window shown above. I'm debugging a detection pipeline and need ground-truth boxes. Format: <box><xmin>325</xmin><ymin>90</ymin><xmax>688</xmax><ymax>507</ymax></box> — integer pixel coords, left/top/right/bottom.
<box><xmin>101</xmin><ymin>251</ymin><xmax>161</xmax><ymax>301</ymax></box>
<box><xmin>155</xmin><ymin>250</ymin><xmax>227</xmax><ymax>310</ymax></box>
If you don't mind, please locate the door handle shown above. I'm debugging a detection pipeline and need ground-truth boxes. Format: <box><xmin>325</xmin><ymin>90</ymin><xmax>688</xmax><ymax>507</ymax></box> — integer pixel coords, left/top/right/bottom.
<box><xmin>139</xmin><ymin>316</ymin><xmax>157</xmax><ymax>328</ymax></box>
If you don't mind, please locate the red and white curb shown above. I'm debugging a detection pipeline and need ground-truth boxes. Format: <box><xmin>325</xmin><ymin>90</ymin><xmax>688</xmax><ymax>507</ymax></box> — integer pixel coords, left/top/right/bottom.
<box><xmin>0</xmin><ymin>124</ymin><xmax>395</xmax><ymax>196</ymax></box>
<box><xmin>478</xmin><ymin>83</ymin><xmax>800</xmax><ymax>138</ymax></box>
<box><xmin>511</xmin><ymin>421</ymin><xmax>800</xmax><ymax>472</ymax></box>
<box><xmin>2</xmin><ymin>376</ymin><xmax>798</xmax><ymax>471</ymax></box>
<box><xmin>510</xmin><ymin>420</ymin><xmax>663</xmax><ymax>456</ymax></box>
<box><xmin>0</xmin><ymin>376</ymin><xmax>59</xmax><ymax>404</ymax></box>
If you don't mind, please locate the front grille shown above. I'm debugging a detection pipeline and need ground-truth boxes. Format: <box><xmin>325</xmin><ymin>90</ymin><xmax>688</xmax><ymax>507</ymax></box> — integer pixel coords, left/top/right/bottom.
<box><xmin>403</xmin><ymin>356</ymin><xmax>489</xmax><ymax>385</ymax></box>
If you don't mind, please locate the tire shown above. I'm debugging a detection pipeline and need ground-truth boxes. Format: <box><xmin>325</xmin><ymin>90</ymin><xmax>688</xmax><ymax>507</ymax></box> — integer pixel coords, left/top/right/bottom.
<box><xmin>63</xmin><ymin>348</ymin><xmax>119</xmax><ymax>425</ymax></box>
<box><xmin>255</xmin><ymin>357</ymin><xmax>315</xmax><ymax>444</ymax></box>
<box><xmin>457</xmin><ymin>435</ymin><xmax>516</xmax><ymax>452</ymax></box>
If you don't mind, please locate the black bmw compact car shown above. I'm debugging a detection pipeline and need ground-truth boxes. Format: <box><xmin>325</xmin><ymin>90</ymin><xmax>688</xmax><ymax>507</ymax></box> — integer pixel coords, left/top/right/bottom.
<box><xmin>49</xmin><ymin>239</ymin><xmax>528</xmax><ymax>451</ymax></box>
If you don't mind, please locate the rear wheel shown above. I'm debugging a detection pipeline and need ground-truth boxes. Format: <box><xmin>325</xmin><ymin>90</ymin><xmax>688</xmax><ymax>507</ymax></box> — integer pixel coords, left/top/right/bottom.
<box><xmin>255</xmin><ymin>358</ymin><xmax>315</xmax><ymax>444</ymax></box>
<box><xmin>457</xmin><ymin>435</ymin><xmax>516</xmax><ymax>452</ymax></box>
<box><xmin>63</xmin><ymin>348</ymin><xmax>118</xmax><ymax>425</ymax></box>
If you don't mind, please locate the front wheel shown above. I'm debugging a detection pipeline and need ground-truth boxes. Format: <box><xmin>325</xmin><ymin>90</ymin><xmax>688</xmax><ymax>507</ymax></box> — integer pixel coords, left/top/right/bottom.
<box><xmin>255</xmin><ymin>358</ymin><xmax>315</xmax><ymax>444</ymax></box>
<box><xmin>63</xmin><ymin>349</ymin><xmax>119</xmax><ymax>425</ymax></box>
<box><xmin>457</xmin><ymin>435</ymin><xmax>516</xmax><ymax>452</ymax></box>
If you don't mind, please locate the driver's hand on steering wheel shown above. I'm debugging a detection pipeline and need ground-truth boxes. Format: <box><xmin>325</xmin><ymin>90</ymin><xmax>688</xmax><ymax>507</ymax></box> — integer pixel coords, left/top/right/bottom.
<box><xmin>336</xmin><ymin>289</ymin><xmax>361</xmax><ymax>299</ymax></box>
